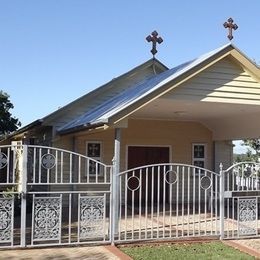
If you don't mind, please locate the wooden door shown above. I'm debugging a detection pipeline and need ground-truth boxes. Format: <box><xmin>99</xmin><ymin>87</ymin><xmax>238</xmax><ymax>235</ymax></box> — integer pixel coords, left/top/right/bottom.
<box><xmin>127</xmin><ymin>146</ymin><xmax>170</xmax><ymax>205</ymax></box>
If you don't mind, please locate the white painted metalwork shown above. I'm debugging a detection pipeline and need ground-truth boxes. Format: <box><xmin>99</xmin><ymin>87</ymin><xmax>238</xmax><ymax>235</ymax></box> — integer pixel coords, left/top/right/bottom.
<box><xmin>79</xmin><ymin>195</ymin><xmax>105</xmax><ymax>239</ymax></box>
<box><xmin>222</xmin><ymin>162</ymin><xmax>260</xmax><ymax>239</ymax></box>
<box><xmin>238</xmin><ymin>198</ymin><xmax>257</xmax><ymax>236</ymax></box>
<box><xmin>32</xmin><ymin>196</ymin><xmax>62</xmax><ymax>241</ymax></box>
<box><xmin>116</xmin><ymin>163</ymin><xmax>221</xmax><ymax>242</ymax></box>
<box><xmin>1</xmin><ymin>145</ymin><xmax>260</xmax><ymax>249</ymax></box>
<box><xmin>0</xmin><ymin>198</ymin><xmax>14</xmax><ymax>244</ymax></box>
<box><xmin>0</xmin><ymin>144</ymin><xmax>112</xmax><ymax>249</ymax></box>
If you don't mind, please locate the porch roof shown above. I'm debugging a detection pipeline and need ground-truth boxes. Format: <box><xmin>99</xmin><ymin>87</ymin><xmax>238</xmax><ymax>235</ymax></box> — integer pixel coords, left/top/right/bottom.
<box><xmin>58</xmin><ymin>43</ymin><xmax>252</xmax><ymax>134</ymax></box>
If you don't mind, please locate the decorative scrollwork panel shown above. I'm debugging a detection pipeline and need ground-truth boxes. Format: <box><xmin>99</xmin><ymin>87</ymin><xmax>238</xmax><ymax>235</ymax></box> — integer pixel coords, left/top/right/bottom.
<box><xmin>33</xmin><ymin>196</ymin><xmax>62</xmax><ymax>241</ymax></box>
<box><xmin>0</xmin><ymin>198</ymin><xmax>14</xmax><ymax>243</ymax></box>
<box><xmin>238</xmin><ymin>198</ymin><xmax>257</xmax><ymax>236</ymax></box>
<box><xmin>79</xmin><ymin>196</ymin><xmax>105</xmax><ymax>239</ymax></box>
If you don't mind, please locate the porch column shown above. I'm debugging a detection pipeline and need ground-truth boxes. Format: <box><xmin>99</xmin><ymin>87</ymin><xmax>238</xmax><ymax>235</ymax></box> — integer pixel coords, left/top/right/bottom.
<box><xmin>112</xmin><ymin>128</ymin><xmax>121</xmax><ymax>241</ymax></box>
<box><xmin>214</xmin><ymin>140</ymin><xmax>233</xmax><ymax>171</ymax></box>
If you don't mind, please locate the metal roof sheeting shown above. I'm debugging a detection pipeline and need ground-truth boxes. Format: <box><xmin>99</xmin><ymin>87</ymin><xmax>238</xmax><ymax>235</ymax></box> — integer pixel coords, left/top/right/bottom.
<box><xmin>58</xmin><ymin>43</ymin><xmax>232</xmax><ymax>133</ymax></box>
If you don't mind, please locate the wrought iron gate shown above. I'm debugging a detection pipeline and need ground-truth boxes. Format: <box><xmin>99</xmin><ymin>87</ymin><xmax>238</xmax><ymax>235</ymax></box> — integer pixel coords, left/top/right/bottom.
<box><xmin>222</xmin><ymin>162</ymin><xmax>260</xmax><ymax>239</ymax></box>
<box><xmin>0</xmin><ymin>145</ymin><xmax>112</xmax><ymax>248</ymax></box>
<box><xmin>114</xmin><ymin>164</ymin><xmax>221</xmax><ymax>242</ymax></box>
<box><xmin>0</xmin><ymin>144</ymin><xmax>259</xmax><ymax>249</ymax></box>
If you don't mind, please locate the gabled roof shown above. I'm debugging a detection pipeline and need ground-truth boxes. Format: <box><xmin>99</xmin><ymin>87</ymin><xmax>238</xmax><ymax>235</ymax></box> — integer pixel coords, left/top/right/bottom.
<box><xmin>58</xmin><ymin>43</ymin><xmax>260</xmax><ymax>134</ymax></box>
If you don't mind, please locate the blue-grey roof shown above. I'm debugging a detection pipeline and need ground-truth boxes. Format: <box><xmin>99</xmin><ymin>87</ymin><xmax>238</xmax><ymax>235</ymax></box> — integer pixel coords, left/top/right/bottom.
<box><xmin>58</xmin><ymin>43</ymin><xmax>233</xmax><ymax>133</ymax></box>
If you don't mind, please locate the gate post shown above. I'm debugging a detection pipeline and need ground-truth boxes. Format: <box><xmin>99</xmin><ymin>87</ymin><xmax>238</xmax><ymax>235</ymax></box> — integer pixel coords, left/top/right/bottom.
<box><xmin>219</xmin><ymin>163</ymin><xmax>224</xmax><ymax>240</ymax></box>
<box><xmin>20</xmin><ymin>145</ymin><xmax>28</xmax><ymax>247</ymax></box>
<box><xmin>111</xmin><ymin>128</ymin><xmax>121</xmax><ymax>244</ymax></box>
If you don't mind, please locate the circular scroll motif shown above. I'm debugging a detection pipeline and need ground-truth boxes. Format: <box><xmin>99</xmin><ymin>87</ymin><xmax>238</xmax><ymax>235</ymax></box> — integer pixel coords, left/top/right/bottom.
<box><xmin>200</xmin><ymin>176</ymin><xmax>212</xmax><ymax>190</ymax></box>
<box><xmin>41</xmin><ymin>153</ymin><xmax>56</xmax><ymax>169</ymax></box>
<box><xmin>164</xmin><ymin>170</ymin><xmax>178</xmax><ymax>185</ymax></box>
<box><xmin>127</xmin><ymin>176</ymin><xmax>140</xmax><ymax>191</ymax></box>
<box><xmin>0</xmin><ymin>152</ymin><xmax>8</xmax><ymax>169</ymax></box>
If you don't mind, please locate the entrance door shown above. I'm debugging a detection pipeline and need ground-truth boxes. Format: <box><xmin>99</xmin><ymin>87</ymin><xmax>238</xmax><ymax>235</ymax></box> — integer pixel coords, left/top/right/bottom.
<box><xmin>127</xmin><ymin>146</ymin><xmax>170</xmax><ymax>204</ymax></box>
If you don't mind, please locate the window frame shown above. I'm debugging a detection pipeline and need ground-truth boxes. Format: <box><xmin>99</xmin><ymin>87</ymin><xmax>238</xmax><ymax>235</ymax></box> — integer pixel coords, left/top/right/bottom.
<box><xmin>86</xmin><ymin>141</ymin><xmax>103</xmax><ymax>176</ymax></box>
<box><xmin>192</xmin><ymin>143</ymin><xmax>207</xmax><ymax>172</ymax></box>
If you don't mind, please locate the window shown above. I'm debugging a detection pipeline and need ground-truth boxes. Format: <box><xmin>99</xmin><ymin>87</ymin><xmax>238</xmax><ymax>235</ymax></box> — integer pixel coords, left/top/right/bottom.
<box><xmin>86</xmin><ymin>141</ymin><xmax>102</xmax><ymax>176</ymax></box>
<box><xmin>192</xmin><ymin>144</ymin><xmax>206</xmax><ymax>171</ymax></box>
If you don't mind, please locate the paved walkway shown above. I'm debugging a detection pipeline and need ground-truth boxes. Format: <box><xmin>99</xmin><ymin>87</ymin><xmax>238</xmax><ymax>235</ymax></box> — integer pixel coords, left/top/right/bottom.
<box><xmin>0</xmin><ymin>240</ymin><xmax>259</xmax><ymax>259</ymax></box>
<box><xmin>224</xmin><ymin>239</ymin><xmax>260</xmax><ymax>258</ymax></box>
<box><xmin>0</xmin><ymin>245</ymin><xmax>131</xmax><ymax>260</ymax></box>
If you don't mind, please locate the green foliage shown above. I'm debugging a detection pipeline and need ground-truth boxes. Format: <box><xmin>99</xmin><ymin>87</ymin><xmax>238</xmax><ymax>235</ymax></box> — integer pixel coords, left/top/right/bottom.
<box><xmin>0</xmin><ymin>90</ymin><xmax>21</xmax><ymax>136</ymax></box>
<box><xmin>241</xmin><ymin>139</ymin><xmax>260</xmax><ymax>162</ymax></box>
<box><xmin>121</xmin><ymin>242</ymin><xmax>254</xmax><ymax>260</ymax></box>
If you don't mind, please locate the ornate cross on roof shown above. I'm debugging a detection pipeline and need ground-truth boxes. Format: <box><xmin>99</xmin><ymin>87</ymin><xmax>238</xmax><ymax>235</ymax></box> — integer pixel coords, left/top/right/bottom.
<box><xmin>223</xmin><ymin>18</ymin><xmax>238</xmax><ymax>40</ymax></box>
<box><xmin>146</xmin><ymin>30</ymin><xmax>163</xmax><ymax>57</ymax></box>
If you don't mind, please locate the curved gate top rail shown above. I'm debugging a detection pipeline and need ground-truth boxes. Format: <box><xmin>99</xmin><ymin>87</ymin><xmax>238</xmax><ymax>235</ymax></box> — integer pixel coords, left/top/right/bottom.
<box><xmin>0</xmin><ymin>144</ymin><xmax>112</xmax><ymax>185</ymax></box>
<box><xmin>117</xmin><ymin>163</ymin><xmax>220</xmax><ymax>177</ymax></box>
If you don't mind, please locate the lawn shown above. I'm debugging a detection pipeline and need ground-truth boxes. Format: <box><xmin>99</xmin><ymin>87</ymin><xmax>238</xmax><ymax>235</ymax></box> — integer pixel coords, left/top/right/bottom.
<box><xmin>121</xmin><ymin>241</ymin><xmax>254</xmax><ymax>260</ymax></box>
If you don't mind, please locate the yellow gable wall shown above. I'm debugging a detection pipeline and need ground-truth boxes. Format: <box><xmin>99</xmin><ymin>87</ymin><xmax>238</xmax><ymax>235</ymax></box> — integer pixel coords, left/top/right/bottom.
<box><xmin>164</xmin><ymin>56</ymin><xmax>260</xmax><ymax>104</ymax></box>
<box><xmin>70</xmin><ymin>119</ymin><xmax>213</xmax><ymax>171</ymax></box>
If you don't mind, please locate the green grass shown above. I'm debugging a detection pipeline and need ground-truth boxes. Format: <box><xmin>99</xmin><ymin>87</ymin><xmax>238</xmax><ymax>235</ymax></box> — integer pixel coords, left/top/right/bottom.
<box><xmin>121</xmin><ymin>241</ymin><xmax>254</xmax><ymax>260</ymax></box>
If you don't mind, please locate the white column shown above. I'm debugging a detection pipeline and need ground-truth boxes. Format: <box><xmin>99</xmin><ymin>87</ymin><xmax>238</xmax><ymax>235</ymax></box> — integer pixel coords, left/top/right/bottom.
<box><xmin>214</xmin><ymin>140</ymin><xmax>233</xmax><ymax>171</ymax></box>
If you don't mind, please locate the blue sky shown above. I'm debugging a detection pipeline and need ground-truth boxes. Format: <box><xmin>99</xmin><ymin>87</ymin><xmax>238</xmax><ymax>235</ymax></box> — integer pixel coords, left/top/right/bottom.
<box><xmin>0</xmin><ymin>0</ymin><xmax>260</xmax><ymax>135</ymax></box>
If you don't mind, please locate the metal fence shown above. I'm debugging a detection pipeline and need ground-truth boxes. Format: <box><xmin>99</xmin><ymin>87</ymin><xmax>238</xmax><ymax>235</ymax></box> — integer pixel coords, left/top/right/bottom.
<box><xmin>0</xmin><ymin>145</ymin><xmax>259</xmax><ymax>249</ymax></box>
<box><xmin>0</xmin><ymin>145</ymin><xmax>112</xmax><ymax>248</ymax></box>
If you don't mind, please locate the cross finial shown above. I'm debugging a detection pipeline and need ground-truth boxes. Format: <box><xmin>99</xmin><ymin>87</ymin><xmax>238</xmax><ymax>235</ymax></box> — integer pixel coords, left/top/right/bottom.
<box><xmin>223</xmin><ymin>17</ymin><xmax>238</xmax><ymax>40</ymax></box>
<box><xmin>146</xmin><ymin>30</ymin><xmax>163</xmax><ymax>57</ymax></box>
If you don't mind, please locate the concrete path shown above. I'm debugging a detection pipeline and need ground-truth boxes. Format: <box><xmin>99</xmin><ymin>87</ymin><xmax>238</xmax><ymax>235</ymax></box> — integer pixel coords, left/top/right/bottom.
<box><xmin>224</xmin><ymin>239</ymin><xmax>260</xmax><ymax>258</ymax></box>
<box><xmin>0</xmin><ymin>245</ymin><xmax>132</xmax><ymax>260</ymax></box>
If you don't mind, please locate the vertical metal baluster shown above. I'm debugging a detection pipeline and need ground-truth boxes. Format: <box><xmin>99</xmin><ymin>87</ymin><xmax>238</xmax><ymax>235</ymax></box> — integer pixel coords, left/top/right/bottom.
<box><xmin>193</xmin><ymin>168</ymin><xmax>196</xmax><ymax>236</ymax></box>
<box><xmin>187</xmin><ymin>166</ymin><xmax>190</xmax><ymax>237</ymax></box>
<box><xmin>68</xmin><ymin>193</ymin><xmax>71</xmax><ymax>244</ymax></box>
<box><xmin>175</xmin><ymin>166</ymin><xmax>179</xmax><ymax>237</ymax></box>
<box><xmin>87</xmin><ymin>159</ymin><xmax>90</xmax><ymax>183</ymax></box>
<box><xmin>157</xmin><ymin>166</ymin><xmax>160</xmax><ymax>238</ymax></box>
<box><xmin>124</xmin><ymin>174</ymin><xmax>127</xmax><ymax>240</ymax></box>
<box><xmin>55</xmin><ymin>150</ymin><xmax>58</xmax><ymax>183</ymax></box>
<box><xmin>104</xmin><ymin>166</ymin><xmax>107</xmax><ymax>183</ymax></box>
<box><xmin>182</xmin><ymin>166</ymin><xmax>184</xmax><ymax>237</ymax></box>
<box><xmin>78</xmin><ymin>157</ymin><xmax>81</xmax><ymax>183</ymax></box>
<box><xmin>198</xmin><ymin>169</ymin><xmax>201</xmax><ymax>236</ymax></box>
<box><xmin>139</xmin><ymin>169</ymin><xmax>142</xmax><ymax>240</ymax></box>
<box><xmin>145</xmin><ymin>168</ymin><xmax>148</xmax><ymax>239</ymax></box>
<box><xmin>215</xmin><ymin>174</ymin><xmax>218</xmax><ymax>235</ymax></box>
<box><xmin>151</xmin><ymin>166</ymin><xmax>154</xmax><ymax>238</ymax></box>
<box><xmin>131</xmin><ymin>171</ymin><xmax>135</xmax><ymax>240</ymax></box>
<box><xmin>12</xmin><ymin>147</ymin><xmax>16</xmax><ymax>183</ymax></box>
<box><xmin>96</xmin><ymin>161</ymin><xmax>98</xmax><ymax>183</ymax></box>
<box><xmin>204</xmin><ymin>172</ymin><xmax>207</xmax><ymax>236</ymax></box>
<box><xmin>77</xmin><ymin>194</ymin><xmax>80</xmax><ymax>243</ymax></box>
<box><xmin>169</xmin><ymin>165</ymin><xmax>173</xmax><ymax>238</ymax></box>
<box><xmin>232</xmin><ymin>197</ymin><xmax>235</xmax><ymax>238</ymax></box>
<box><xmin>59</xmin><ymin>194</ymin><xmax>62</xmax><ymax>244</ymax></box>
<box><xmin>6</xmin><ymin>148</ymin><xmax>10</xmax><ymax>183</ymax></box>
<box><xmin>69</xmin><ymin>154</ymin><xmax>72</xmax><ymax>183</ymax></box>
<box><xmin>210</xmin><ymin>172</ymin><xmax>213</xmax><ymax>235</ymax></box>
<box><xmin>118</xmin><ymin>175</ymin><xmax>122</xmax><ymax>241</ymax></box>
<box><xmin>103</xmin><ymin>194</ymin><xmax>106</xmax><ymax>241</ymax></box>
<box><xmin>241</xmin><ymin>164</ymin><xmax>244</xmax><ymax>191</ymax></box>
<box><xmin>39</xmin><ymin>148</ymin><xmax>42</xmax><ymax>183</ymax></box>
<box><xmin>61</xmin><ymin>152</ymin><xmax>64</xmax><ymax>183</ymax></box>
<box><xmin>227</xmin><ymin>172</ymin><xmax>230</xmax><ymax>238</ymax></box>
<box><xmin>237</xmin><ymin>198</ymin><xmax>240</xmax><ymax>238</ymax></box>
<box><xmin>47</xmin><ymin>149</ymin><xmax>50</xmax><ymax>183</ymax></box>
<box><xmin>163</xmin><ymin>165</ymin><xmax>166</xmax><ymax>238</ymax></box>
